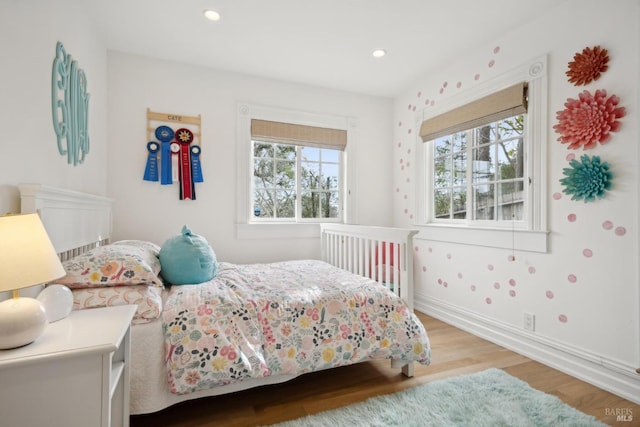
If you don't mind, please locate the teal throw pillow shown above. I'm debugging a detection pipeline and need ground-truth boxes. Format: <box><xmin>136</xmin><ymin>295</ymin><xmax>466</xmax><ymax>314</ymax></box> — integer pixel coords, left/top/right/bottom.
<box><xmin>159</xmin><ymin>225</ymin><xmax>217</xmax><ymax>285</ymax></box>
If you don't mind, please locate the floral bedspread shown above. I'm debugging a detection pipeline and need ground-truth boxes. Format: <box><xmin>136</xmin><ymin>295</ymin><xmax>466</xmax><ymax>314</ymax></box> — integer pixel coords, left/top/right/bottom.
<box><xmin>162</xmin><ymin>260</ymin><xmax>431</xmax><ymax>395</ymax></box>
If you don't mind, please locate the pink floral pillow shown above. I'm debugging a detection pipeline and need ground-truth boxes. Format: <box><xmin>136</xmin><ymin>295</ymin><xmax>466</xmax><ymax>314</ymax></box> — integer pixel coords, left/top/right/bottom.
<box><xmin>56</xmin><ymin>243</ymin><xmax>162</xmax><ymax>289</ymax></box>
<box><xmin>71</xmin><ymin>285</ymin><xmax>162</xmax><ymax>324</ymax></box>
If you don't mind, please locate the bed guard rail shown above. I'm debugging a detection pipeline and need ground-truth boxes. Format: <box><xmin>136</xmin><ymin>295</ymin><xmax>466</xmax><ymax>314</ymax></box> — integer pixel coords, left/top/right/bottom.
<box><xmin>320</xmin><ymin>223</ymin><xmax>419</xmax><ymax>310</ymax></box>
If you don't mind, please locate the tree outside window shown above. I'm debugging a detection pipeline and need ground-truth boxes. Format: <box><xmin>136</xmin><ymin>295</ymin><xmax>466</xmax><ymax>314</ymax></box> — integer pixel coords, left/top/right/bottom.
<box><xmin>252</xmin><ymin>141</ymin><xmax>341</xmax><ymax>220</ymax></box>
<box><xmin>432</xmin><ymin>114</ymin><xmax>524</xmax><ymax>223</ymax></box>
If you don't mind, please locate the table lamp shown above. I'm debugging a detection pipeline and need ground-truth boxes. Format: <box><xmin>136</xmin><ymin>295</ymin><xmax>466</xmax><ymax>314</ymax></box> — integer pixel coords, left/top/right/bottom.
<box><xmin>0</xmin><ymin>213</ymin><xmax>66</xmax><ymax>349</ymax></box>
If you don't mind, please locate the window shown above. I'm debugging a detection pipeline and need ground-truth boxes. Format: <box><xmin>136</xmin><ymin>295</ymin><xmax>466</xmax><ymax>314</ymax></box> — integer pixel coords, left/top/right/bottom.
<box><xmin>252</xmin><ymin>141</ymin><xmax>342</xmax><ymax>221</ymax></box>
<box><xmin>432</xmin><ymin>114</ymin><xmax>525</xmax><ymax>225</ymax></box>
<box><xmin>236</xmin><ymin>105</ymin><xmax>354</xmax><ymax>238</ymax></box>
<box><xmin>415</xmin><ymin>55</ymin><xmax>548</xmax><ymax>252</ymax></box>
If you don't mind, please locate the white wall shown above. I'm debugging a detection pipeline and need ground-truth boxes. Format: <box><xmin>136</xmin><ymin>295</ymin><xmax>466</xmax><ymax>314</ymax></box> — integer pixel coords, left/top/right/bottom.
<box><xmin>4</xmin><ymin>0</ymin><xmax>638</xmax><ymax>403</ymax></box>
<box><xmin>0</xmin><ymin>0</ymin><xmax>108</xmax><ymax>215</ymax></box>
<box><xmin>107</xmin><ymin>52</ymin><xmax>393</xmax><ymax>263</ymax></box>
<box><xmin>393</xmin><ymin>0</ymin><xmax>640</xmax><ymax>402</ymax></box>
<box><xmin>0</xmin><ymin>0</ymin><xmax>108</xmax><ymax>301</ymax></box>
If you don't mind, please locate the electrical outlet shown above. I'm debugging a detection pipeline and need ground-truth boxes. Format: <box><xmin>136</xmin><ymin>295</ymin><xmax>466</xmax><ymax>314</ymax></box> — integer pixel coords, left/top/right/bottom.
<box><xmin>524</xmin><ymin>312</ymin><xmax>535</xmax><ymax>331</ymax></box>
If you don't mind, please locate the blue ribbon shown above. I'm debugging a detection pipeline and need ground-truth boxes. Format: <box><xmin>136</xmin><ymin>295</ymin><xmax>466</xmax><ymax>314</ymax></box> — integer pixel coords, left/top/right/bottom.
<box><xmin>160</xmin><ymin>142</ymin><xmax>173</xmax><ymax>185</ymax></box>
<box><xmin>155</xmin><ymin>126</ymin><xmax>174</xmax><ymax>185</ymax></box>
<box><xmin>155</xmin><ymin>125</ymin><xmax>174</xmax><ymax>142</ymax></box>
<box><xmin>143</xmin><ymin>141</ymin><xmax>160</xmax><ymax>181</ymax></box>
<box><xmin>190</xmin><ymin>145</ymin><xmax>203</xmax><ymax>183</ymax></box>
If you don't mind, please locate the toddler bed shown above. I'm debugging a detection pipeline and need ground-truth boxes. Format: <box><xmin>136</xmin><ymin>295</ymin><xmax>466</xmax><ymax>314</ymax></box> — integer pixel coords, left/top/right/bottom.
<box><xmin>18</xmin><ymin>184</ymin><xmax>431</xmax><ymax>415</ymax></box>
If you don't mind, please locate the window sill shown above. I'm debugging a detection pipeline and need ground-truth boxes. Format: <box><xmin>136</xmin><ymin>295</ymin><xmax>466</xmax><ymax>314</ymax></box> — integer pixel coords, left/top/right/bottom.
<box><xmin>236</xmin><ymin>222</ymin><xmax>322</xmax><ymax>240</ymax></box>
<box><xmin>414</xmin><ymin>223</ymin><xmax>549</xmax><ymax>253</ymax></box>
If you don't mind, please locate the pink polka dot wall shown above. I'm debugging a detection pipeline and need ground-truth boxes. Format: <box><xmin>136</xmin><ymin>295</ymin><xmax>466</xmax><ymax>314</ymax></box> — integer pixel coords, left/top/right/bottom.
<box><xmin>394</xmin><ymin>40</ymin><xmax>632</xmax><ymax>336</ymax></box>
<box><xmin>396</xmin><ymin>46</ymin><xmax>503</xmax><ymax>224</ymax></box>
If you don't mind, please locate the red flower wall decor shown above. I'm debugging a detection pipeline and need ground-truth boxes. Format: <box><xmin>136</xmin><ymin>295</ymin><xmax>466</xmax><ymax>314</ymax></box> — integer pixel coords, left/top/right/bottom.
<box><xmin>566</xmin><ymin>45</ymin><xmax>609</xmax><ymax>86</ymax></box>
<box><xmin>554</xmin><ymin>89</ymin><xmax>625</xmax><ymax>150</ymax></box>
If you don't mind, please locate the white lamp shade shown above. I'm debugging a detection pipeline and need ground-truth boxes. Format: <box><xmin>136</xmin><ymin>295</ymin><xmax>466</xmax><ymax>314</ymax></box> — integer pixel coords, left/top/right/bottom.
<box><xmin>37</xmin><ymin>284</ymin><xmax>73</xmax><ymax>322</ymax></box>
<box><xmin>0</xmin><ymin>213</ymin><xmax>66</xmax><ymax>348</ymax></box>
<box><xmin>0</xmin><ymin>213</ymin><xmax>66</xmax><ymax>292</ymax></box>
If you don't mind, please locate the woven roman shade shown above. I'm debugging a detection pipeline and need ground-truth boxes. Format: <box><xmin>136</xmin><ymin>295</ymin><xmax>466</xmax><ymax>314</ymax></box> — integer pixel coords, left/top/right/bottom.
<box><xmin>251</xmin><ymin>119</ymin><xmax>347</xmax><ymax>150</ymax></box>
<box><xmin>419</xmin><ymin>82</ymin><xmax>528</xmax><ymax>142</ymax></box>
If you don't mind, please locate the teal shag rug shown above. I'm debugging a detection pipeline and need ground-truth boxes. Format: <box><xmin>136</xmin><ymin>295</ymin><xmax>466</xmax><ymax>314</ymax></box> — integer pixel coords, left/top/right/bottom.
<box><xmin>269</xmin><ymin>368</ymin><xmax>606</xmax><ymax>427</ymax></box>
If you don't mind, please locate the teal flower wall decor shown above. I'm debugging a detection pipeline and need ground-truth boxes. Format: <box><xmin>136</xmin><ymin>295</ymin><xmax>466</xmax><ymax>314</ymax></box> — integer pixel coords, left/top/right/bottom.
<box><xmin>560</xmin><ymin>155</ymin><xmax>613</xmax><ymax>202</ymax></box>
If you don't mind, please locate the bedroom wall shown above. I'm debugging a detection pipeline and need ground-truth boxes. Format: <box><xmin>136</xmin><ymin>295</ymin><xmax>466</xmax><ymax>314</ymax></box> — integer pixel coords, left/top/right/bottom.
<box><xmin>107</xmin><ymin>52</ymin><xmax>393</xmax><ymax>263</ymax></box>
<box><xmin>392</xmin><ymin>0</ymin><xmax>640</xmax><ymax>402</ymax></box>
<box><xmin>0</xmin><ymin>0</ymin><xmax>109</xmax><ymax>215</ymax></box>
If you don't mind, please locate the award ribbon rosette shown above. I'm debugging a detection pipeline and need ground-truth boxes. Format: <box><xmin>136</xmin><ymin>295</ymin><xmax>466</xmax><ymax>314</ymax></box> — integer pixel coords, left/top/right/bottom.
<box><xmin>143</xmin><ymin>141</ymin><xmax>160</xmax><ymax>181</ymax></box>
<box><xmin>190</xmin><ymin>145</ymin><xmax>203</xmax><ymax>183</ymax></box>
<box><xmin>170</xmin><ymin>141</ymin><xmax>180</xmax><ymax>183</ymax></box>
<box><xmin>155</xmin><ymin>125</ymin><xmax>175</xmax><ymax>185</ymax></box>
<box><xmin>144</xmin><ymin>110</ymin><xmax>203</xmax><ymax>200</ymax></box>
<box><xmin>175</xmin><ymin>128</ymin><xmax>196</xmax><ymax>200</ymax></box>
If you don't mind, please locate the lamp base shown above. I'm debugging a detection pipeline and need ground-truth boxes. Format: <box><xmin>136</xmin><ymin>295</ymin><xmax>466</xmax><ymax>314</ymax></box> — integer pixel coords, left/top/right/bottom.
<box><xmin>0</xmin><ymin>297</ymin><xmax>47</xmax><ymax>349</ymax></box>
<box><xmin>37</xmin><ymin>284</ymin><xmax>73</xmax><ymax>323</ymax></box>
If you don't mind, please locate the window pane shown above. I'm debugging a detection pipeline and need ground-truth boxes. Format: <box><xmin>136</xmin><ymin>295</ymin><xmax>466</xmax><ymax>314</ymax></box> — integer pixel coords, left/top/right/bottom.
<box><xmin>301</xmin><ymin>161</ymin><xmax>320</xmax><ymax>190</ymax></box>
<box><xmin>321</xmin><ymin>192</ymin><xmax>339</xmax><ymax>218</ymax></box>
<box><xmin>301</xmin><ymin>146</ymin><xmax>320</xmax><ymax>161</ymax></box>
<box><xmin>452</xmin><ymin>132</ymin><xmax>466</xmax><ymax>152</ymax></box>
<box><xmin>472</xmin><ymin>146</ymin><xmax>495</xmax><ymax>183</ymax></box>
<box><xmin>301</xmin><ymin>190</ymin><xmax>341</xmax><ymax>219</ymax></box>
<box><xmin>497</xmin><ymin>116</ymin><xmax>524</xmax><ymax>139</ymax></box>
<box><xmin>434</xmin><ymin>189</ymin><xmax>451</xmax><ymax>219</ymax></box>
<box><xmin>452</xmin><ymin>187</ymin><xmax>467</xmax><ymax>219</ymax></box>
<box><xmin>453</xmin><ymin>151</ymin><xmax>466</xmax><ymax>186</ymax></box>
<box><xmin>473</xmin><ymin>184</ymin><xmax>494</xmax><ymax>220</ymax></box>
<box><xmin>275</xmin><ymin>144</ymin><xmax>296</xmax><ymax>160</ymax></box>
<box><xmin>498</xmin><ymin>181</ymin><xmax>524</xmax><ymax>221</ymax></box>
<box><xmin>498</xmin><ymin>138</ymin><xmax>523</xmax><ymax>180</ymax></box>
<box><xmin>254</xmin><ymin>159</ymin><xmax>274</xmax><ymax>187</ymax></box>
<box><xmin>321</xmin><ymin>149</ymin><xmax>340</xmax><ymax>163</ymax></box>
<box><xmin>301</xmin><ymin>191</ymin><xmax>319</xmax><ymax>218</ymax></box>
<box><xmin>476</xmin><ymin>125</ymin><xmax>493</xmax><ymax>145</ymax></box>
<box><xmin>253</xmin><ymin>141</ymin><xmax>273</xmax><ymax>157</ymax></box>
<box><xmin>434</xmin><ymin>156</ymin><xmax>451</xmax><ymax>188</ymax></box>
<box><xmin>275</xmin><ymin>160</ymin><xmax>295</xmax><ymax>189</ymax></box>
<box><xmin>253</xmin><ymin>189</ymin><xmax>274</xmax><ymax>218</ymax></box>
<box><xmin>276</xmin><ymin>190</ymin><xmax>295</xmax><ymax>218</ymax></box>
<box><xmin>322</xmin><ymin>163</ymin><xmax>340</xmax><ymax>189</ymax></box>
<box><xmin>434</xmin><ymin>137</ymin><xmax>451</xmax><ymax>156</ymax></box>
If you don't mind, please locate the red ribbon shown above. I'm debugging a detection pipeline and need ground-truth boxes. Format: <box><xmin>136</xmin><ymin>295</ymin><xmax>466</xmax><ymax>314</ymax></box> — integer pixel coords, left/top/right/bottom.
<box><xmin>175</xmin><ymin>128</ymin><xmax>195</xmax><ymax>200</ymax></box>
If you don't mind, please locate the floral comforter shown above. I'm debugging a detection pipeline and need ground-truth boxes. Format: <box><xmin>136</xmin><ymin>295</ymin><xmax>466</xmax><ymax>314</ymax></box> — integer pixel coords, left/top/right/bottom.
<box><xmin>162</xmin><ymin>260</ymin><xmax>431</xmax><ymax>395</ymax></box>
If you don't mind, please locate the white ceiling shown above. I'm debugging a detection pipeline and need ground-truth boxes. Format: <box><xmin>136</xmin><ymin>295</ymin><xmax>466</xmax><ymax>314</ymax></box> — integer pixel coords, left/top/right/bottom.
<box><xmin>89</xmin><ymin>0</ymin><xmax>564</xmax><ymax>97</ymax></box>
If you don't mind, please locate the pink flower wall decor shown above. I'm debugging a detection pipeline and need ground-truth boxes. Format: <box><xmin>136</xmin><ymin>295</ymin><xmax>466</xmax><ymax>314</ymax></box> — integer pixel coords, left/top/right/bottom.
<box><xmin>566</xmin><ymin>45</ymin><xmax>609</xmax><ymax>86</ymax></box>
<box><xmin>553</xmin><ymin>89</ymin><xmax>626</xmax><ymax>150</ymax></box>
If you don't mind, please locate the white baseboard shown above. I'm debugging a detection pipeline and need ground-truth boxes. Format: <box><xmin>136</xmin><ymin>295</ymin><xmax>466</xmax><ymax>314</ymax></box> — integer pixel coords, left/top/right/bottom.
<box><xmin>416</xmin><ymin>294</ymin><xmax>640</xmax><ymax>405</ymax></box>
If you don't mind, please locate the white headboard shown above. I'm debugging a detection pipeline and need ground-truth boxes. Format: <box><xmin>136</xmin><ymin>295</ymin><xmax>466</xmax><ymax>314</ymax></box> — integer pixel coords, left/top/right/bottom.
<box><xmin>0</xmin><ymin>184</ymin><xmax>113</xmax><ymax>300</ymax></box>
<box><xmin>19</xmin><ymin>184</ymin><xmax>113</xmax><ymax>260</ymax></box>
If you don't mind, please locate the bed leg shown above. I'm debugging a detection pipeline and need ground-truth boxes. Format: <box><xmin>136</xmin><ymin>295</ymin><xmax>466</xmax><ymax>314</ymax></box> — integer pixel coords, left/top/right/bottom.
<box><xmin>390</xmin><ymin>360</ymin><xmax>414</xmax><ymax>377</ymax></box>
<box><xmin>402</xmin><ymin>362</ymin><xmax>414</xmax><ymax>378</ymax></box>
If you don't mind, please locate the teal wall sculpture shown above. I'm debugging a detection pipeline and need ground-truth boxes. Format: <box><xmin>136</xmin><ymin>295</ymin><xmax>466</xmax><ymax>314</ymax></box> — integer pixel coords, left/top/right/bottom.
<box><xmin>51</xmin><ymin>42</ymin><xmax>90</xmax><ymax>166</ymax></box>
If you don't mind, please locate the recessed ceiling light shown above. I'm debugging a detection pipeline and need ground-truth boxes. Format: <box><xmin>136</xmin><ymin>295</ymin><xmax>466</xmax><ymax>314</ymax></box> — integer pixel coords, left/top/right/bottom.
<box><xmin>372</xmin><ymin>49</ymin><xmax>386</xmax><ymax>58</ymax></box>
<box><xmin>203</xmin><ymin>9</ymin><xmax>221</xmax><ymax>21</ymax></box>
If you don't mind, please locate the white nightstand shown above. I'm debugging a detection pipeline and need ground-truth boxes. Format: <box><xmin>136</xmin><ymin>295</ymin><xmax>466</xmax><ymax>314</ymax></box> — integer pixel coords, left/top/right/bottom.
<box><xmin>0</xmin><ymin>305</ymin><xmax>136</xmax><ymax>427</ymax></box>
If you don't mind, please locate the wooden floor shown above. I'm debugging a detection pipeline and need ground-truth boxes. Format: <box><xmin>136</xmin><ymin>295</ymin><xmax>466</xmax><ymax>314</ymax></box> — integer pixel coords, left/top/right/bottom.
<box><xmin>131</xmin><ymin>312</ymin><xmax>639</xmax><ymax>426</ymax></box>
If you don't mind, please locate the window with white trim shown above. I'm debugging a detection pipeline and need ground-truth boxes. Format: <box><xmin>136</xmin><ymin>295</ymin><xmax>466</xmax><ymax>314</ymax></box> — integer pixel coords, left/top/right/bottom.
<box><xmin>431</xmin><ymin>113</ymin><xmax>525</xmax><ymax>225</ymax></box>
<box><xmin>236</xmin><ymin>105</ymin><xmax>355</xmax><ymax>239</ymax></box>
<box><xmin>251</xmin><ymin>140</ymin><xmax>343</xmax><ymax>221</ymax></box>
<box><xmin>236</xmin><ymin>105</ymin><xmax>354</xmax><ymax>238</ymax></box>
<box><xmin>249</xmin><ymin>118</ymin><xmax>346</xmax><ymax>223</ymax></box>
<box><xmin>415</xmin><ymin>56</ymin><xmax>548</xmax><ymax>252</ymax></box>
